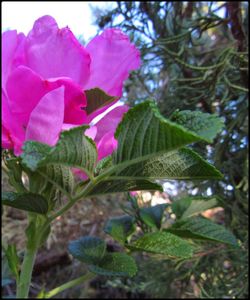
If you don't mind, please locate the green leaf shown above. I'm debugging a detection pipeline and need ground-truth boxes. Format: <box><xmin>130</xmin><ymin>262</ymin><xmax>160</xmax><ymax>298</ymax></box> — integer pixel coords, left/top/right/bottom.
<box><xmin>89</xmin><ymin>253</ymin><xmax>137</xmax><ymax>277</ymax></box>
<box><xmin>104</xmin><ymin>215</ymin><xmax>136</xmax><ymax>244</ymax></box>
<box><xmin>168</xmin><ymin>216</ymin><xmax>238</xmax><ymax>246</ymax></box>
<box><xmin>113</xmin><ymin>147</ymin><xmax>223</xmax><ymax>180</ymax></box>
<box><xmin>139</xmin><ymin>204</ymin><xmax>168</xmax><ymax>229</ymax></box>
<box><xmin>99</xmin><ymin>101</ymin><xmax>223</xmax><ymax>181</ymax></box>
<box><xmin>171</xmin><ymin>197</ymin><xmax>192</xmax><ymax>219</ymax></box>
<box><xmin>170</xmin><ymin>110</ymin><xmax>224</xmax><ymax>143</ymax></box>
<box><xmin>26</xmin><ymin>164</ymin><xmax>74</xmax><ymax>211</ymax></box>
<box><xmin>68</xmin><ymin>236</ymin><xmax>106</xmax><ymax>264</ymax></box>
<box><xmin>128</xmin><ymin>231</ymin><xmax>193</xmax><ymax>258</ymax></box>
<box><xmin>114</xmin><ymin>101</ymin><xmax>203</xmax><ymax>164</ymax></box>
<box><xmin>3</xmin><ymin>245</ymin><xmax>20</xmax><ymax>280</ymax></box>
<box><xmin>87</xmin><ymin>179</ymin><xmax>163</xmax><ymax>196</ymax></box>
<box><xmin>21</xmin><ymin>126</ymin><xmax>97</xmax><ymax>177</ymax></box>
<box><xmin>85</xmin><ymin>88</ymin><xmax>117</xmax><ymax>115</ymax></box>
<box><xmin>21</xmin><ymin>142</ymin><xmax>51</xmax><ymax>171</ymax></box>
<box><xmin>28</xmin><ymin>171</ymin><xmax>58</xmax><ymax>211</ymax></box>
<box><xmin>5</xmin><ymin>157</ymin><xmax>27</xmax><ymax>193</ymax></box>
<box><xmin>2</xmin><ymin>192</ymin><xmax>48</xmax><ymax>214</ymax></box>
<box><xmin>172</xmin><ymin>196</ymin><xmax>219</xmax><ymax>219</ymax></box>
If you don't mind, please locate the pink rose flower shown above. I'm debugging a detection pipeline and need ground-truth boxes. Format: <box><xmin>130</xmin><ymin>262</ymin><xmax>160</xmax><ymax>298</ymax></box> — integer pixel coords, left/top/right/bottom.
<box><xmin>2</xmin><ymin>15</ymin><xmax>140</xmax><ymax>159</ymax></box>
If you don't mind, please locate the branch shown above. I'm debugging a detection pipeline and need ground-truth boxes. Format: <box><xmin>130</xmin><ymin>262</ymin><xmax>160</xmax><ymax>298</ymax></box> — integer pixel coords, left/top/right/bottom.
<box><xmin>226</xmin><ymin>2</ymin><xmax>246</xmax><ymax>51</ymax></box>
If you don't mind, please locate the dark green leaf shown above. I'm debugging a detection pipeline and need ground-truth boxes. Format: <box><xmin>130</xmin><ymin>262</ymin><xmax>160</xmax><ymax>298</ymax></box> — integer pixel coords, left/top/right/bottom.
<box><xmin>37</xmin><ymin>165</ymin><xmax>74</xmax><ymax>196</ymax></box>
<box><xmin>114</xmin><ymin>147</ymin><xmax>223</xmax><ymax>180</ymax></box>
<box><xmin>172</xmin><ymin>196</ymin><xmax>219</xmax><ymax>219</ymax></box>
<box><xmin>68</xmin><ymin>236</ymin><xmax>106</xmax><ymax>264</ymax></box>
<box><xmin>104</xmin><ymin>215</ymin><xmax>136</xmax><ymax>244</ymax></box>
<box><xmin>5</xmin><ymin>157</ymin><xmax>27</xmax><ymax>193</ymax></box>
<box><xmin>2</xmin><ymin>192</ymin><xmax>48</xmax><ymax>214</ymax></box>
<box><xmin>139</xmin><ymin>204</ymin><xmax>168</xmax><ymax>229</ymax></box>
<box><xmin>85</xmin><ymin>88</ymin><xmax>117</xmax><ymax>115</ymax></box>
<box><xmin>87</xmin><ymin>179</ymin><xmax>163</xmax><ymax>196</ymax></box>
<box><xmin>128</xmin><ymin>231</ymin><xmax>193</xmax><ymax>258</ymax></box>
<box><xmin>28</xmin><ymin>170</ymin><xmax>59</xmax><ymax>211</ymax></box>
<box><xmin>102</xmin><ymin>101</ymin><xmax>223</xmax><ymax>181</ymax></box>
<box><xmin>89</xmin><ymin>252</ymin><xmax>137</xmax><ymax>277</ymax></box>
<box><xmin>168</xmin><ymin>216</ymin><xmax>238</xmax><ymax>246</ymax></box>
<box><xmin>170</xmin><ymin>110</ymin><xmax>224</xmax><ymax>143</ymax></box>
<box><xmin>171</xmin><ymin>197</ymin><xmax>192</xmax><ymax>219</ymax></box>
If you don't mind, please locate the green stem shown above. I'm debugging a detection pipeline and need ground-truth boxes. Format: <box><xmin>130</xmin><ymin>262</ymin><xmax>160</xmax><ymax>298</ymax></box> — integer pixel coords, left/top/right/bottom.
<box><xmin>40</xmin><ymin>272</ymin><xmax>96</xmax><ymax>298</ymax></box>
<box><xmin>16</xmin><ymin>247</ymin><xmax>38</xmax><ymax>298</ymax></box>
<box><xmin>48</xmin><ymin>178</ymin><xmax>97</xmax><ymax>222</ymax></box>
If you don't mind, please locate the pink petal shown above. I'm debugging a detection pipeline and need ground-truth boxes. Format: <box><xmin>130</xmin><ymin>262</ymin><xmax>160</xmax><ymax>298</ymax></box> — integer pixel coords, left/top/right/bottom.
<box><xmin>85</xmin><ymin>126</ymin><xmax>97</xmax><ymax>140</ymax></box>
<box><xmin>61</xmin><ymin>123</ymin><xmax>78</xmax><ymax>131</ymax></box>
<box><xmin>97</xmin><ymin>131</ymin><xmax>118</xmax><ymax>160</ymax></box>
<box><xmin>12</xmin><ymin>32</ymin><xmax>26</xmax><ymax>68</ymax></box>
<box><xmin>6</xmin><ymin>66</ymin><xmax>46</xmax><ymax>122</ymax></box>
<box><xmin>25</xmin><ymin>15</ymin><xmax>90</xmax><ymax>86</ymax></box>
<box><xmin>25</xmin><ymin>86</ymin><xmax>65</xmax><ymax>146</ymax></box>
<box><xmin>2</xmin><ymin>31</ymin><xmax>27</xmax><ymax>92</ymax></box>
<box><xmin>94</xmin><ymin>105</ymin><xmax>129</xmax><ymax>143</ymax></box>
<box><xmin>47</xmin><ymin>77</ymin><xmax>87</xmax><ymax>124</ymax></box>
<box><xmin>2</xmin><ymin>30</ymin><xmax>18</xmax><ymax>90</ymax></box>
<box><xmin>84</xmin><ymin>28</ymin><xmax>141</xmax><ymax>97</ymax></box>
<box><xmin>2</xmin><ymin>90</ymin><xmax>25</xmax><ymax>155</ymax></box>
<box><xmin>73</xmin><ymin>168</ymin><xmax>88</xmax><ymax>181</ymax></box>
<box><xmin>6</xmin><ymin>66</ymin><xmax>87</xmax><ymax>126</ymax></box>
<box><xmin>2</xmin><ymin>125</ymin><xmax>13</xmax><ymax>149</ymax></box>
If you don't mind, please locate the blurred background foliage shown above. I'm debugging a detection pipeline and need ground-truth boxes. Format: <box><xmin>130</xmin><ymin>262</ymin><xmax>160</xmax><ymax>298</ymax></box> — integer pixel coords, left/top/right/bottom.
<box><xmin>90</xmin><ymin>1</ymin><xmax>249</xmax><ymax>298</ymax></box>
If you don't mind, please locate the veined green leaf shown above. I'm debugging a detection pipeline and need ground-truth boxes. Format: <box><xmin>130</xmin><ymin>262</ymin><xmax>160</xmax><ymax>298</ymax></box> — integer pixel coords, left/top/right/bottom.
<box><xmin>113</xmin><ymin>147</ymin><xmax>222</xmax><ymax>180</ymax></box>
<box><xmin>26</xmin><ymin>164</ymin><xmax>74</xmax><ymax>211</ymax></box>
<box><xmin>104</xmin><ymin>215</ymin><xmax>136</xmax><ymax>244</ymax></box>
<box><xmin>170</xmin><ymin>110</ymin><xmax>224</xmax><ymax>143</ymax></box>
<box><xmin>94</xmin><ymin>155</ymin><xmax>113</xmax><ymax>175</ymax></box>
<box><xmin>28</xmin><ymin>171</ymin><xmax>59</xmax><ymax>211</ymax></box>
<box><xmin>2</xmin><ymin>192</ymin><xmax>48</xmax><ymax>214</ymax></box>
<box><xmin>68</xmin><ymin>236</ymin><xmax>106</xmax><ymax>265</ymax></box>
<box><xmin>172</xmin><ymin>196</ymin><xmax>219</xmax><ymax>219</ymax></box>
<box><xmin>86</xmin><ymin>179</ymin><xmax>163</xmax><ymax>196</ymax></box>
<box><xmin>167</xmin><ymin>216</ymin><xmax>238</xmax><ymax>246</ymax></box>
<box><xmin>85</xmin><ymin>88</ymin><xmax>117</xmax><ymax>115</ymax></box>
<box><xmin>114</xmin><ymin>101</ymin><xmax>202</xmax><ymax>164</ymax></box>
<box><xmin>21</xmin><ymin>126</ymin><xmax>97</xmax><ymax>177</ymax></box>
<box><xmin>37</xmin><ymin>165</ymin><xmax>74</xmax><ymax>196</ymax></box>
<box><xmin>89</xmin><ymin>253</ymin><xmax>137</xmax><ymax>277</ymax></box>
<box><xmin>128</xmin><ymin>231</ymin><xmax>193</xmax><ymax>258</ymax></box>
<box><xmin>97</xmin><ymin>101</ymin><xmax>223</xmax><ymax>182</ymax></box>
